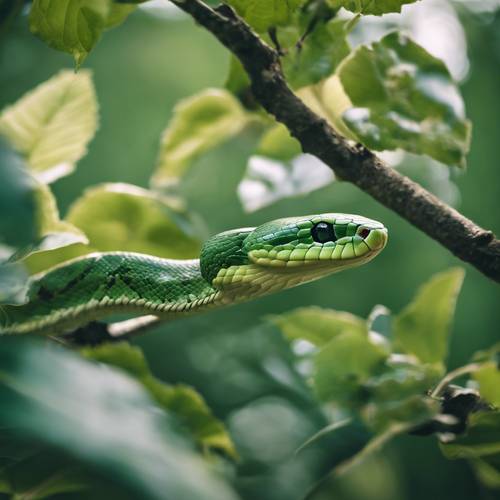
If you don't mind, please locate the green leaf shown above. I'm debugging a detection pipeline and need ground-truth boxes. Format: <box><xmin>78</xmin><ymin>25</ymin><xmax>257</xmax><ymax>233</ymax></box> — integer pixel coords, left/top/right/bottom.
<box><xmin>29</xmin><ymin>0</ymin><xmax>112</xmax><ymax>66</ymax></box>
<box><xmin>225</xmin><ymin>55</ymin><xmax>252</xmax><ymax>101</ymax></box>
<box><xmin>257</xmin><ymin>123</ymin><xmax>302</xmax><ymax>161</ymax></box>
<box><xmin>363</xmin><ymin>357</ymin><xmax>441</xmax><ymax>431</ymax></box>
<box><xmin>472</xmin><ymin>455</ymin><xmax>500</xmax><ymax>490</ymax></box>
<box><xmin>327</xmin><ymin>0</ymin><xmax>419</xmax><ymax>15</ymax></box>
<box><xmin>66</xmin><ymin>183</ymin><xmax>201</xmax><ymax>258</ymax></box>
<box><xmin>0</xmin><ymin>140</ymin><xmax>37</xmax><ymax>249</ymax></box>
<box><xmin>0</xmin><ymin>338</ymin><xmax>237</xmax><ymax>500</ymax></box>
<box><xmin>299</xmin><ymin>77</ymin><xmax>358</xmax><ymax>140</ymax></box>
<box><xmin>151</xmin><ymin>89</ymin><xmax>254</xmax><ymax>189</ymax></box>
<box><xmin>227</xmin><ymin>0</ymin><xmax>303</xmax><ymax>32</ymax></box>
<box><xmin>474</xmin><ymin>362</ymin><xmax>500</xmax><ymax>407</ymax></box>
<box><xmin>8</xmin><ymin>181</ymin><xmax>87</xmax><ymax>266</ymax></box>
<box><xmin>271</xmin><ymin>306</ymin><xmax>366</xmax><ymax>347</ymax></box>
<box><xmin>105</xmin><ymin>3</ymin><xmax>136</xmax><ymax>29</ymax></box>
<box><xmin>0</xmin><ymin>70</ymin><xmax>98</xmax><ymax>183</ymax></box>
<box><xmin>23</xmin><ymin>183</ymin><xmax>202</xmax><ymax>274</ymax></box>
<box><xmin>282</xmin><ymin>18</ymin><xmax>351</xmax><ymax>88</ymax></box>
<box><xmin>441</xmin><ymin>411</ymin><xmax>500</xmax><ymax>459</ymax></box>
<box><xmin>314</xmin><ymin>330</ymin><xmax>388</xmax><ymax>404</ymax></box>
<box><xmin>82</xmin><ymin>343</ymin><xmax>237</xmax><ymax>458</ymax></box>
<box><xmin>338</xmin><ymin>32</ymin><xmax>471</xmax><ymax>168</ymax></box>
<box><xmin>393</xmin><ymin>268</ymin><xmax>465</xmax><ymax>365</ymax></box>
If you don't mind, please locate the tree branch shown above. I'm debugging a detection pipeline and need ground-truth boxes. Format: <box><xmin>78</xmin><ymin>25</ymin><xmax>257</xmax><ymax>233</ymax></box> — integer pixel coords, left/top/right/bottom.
<box><xmin>171</xmin><ymin>0</ymin><xmax>500</xmax><ymax>283</ymax></box>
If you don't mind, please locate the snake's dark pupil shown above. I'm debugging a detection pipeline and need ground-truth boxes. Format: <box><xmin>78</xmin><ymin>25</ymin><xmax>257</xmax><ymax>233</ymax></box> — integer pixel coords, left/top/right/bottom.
<box><xmin>311</xmin><ymin>222</ymin><xmax>337</xmax><ymax>243</ymax></box>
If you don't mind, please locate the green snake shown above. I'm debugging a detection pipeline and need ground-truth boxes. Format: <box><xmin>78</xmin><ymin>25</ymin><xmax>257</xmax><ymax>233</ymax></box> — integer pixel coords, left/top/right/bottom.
<box><xmin>0</xmin><ymin>213</ymin><xmax>387</xmax><ymax>336</ymax></box>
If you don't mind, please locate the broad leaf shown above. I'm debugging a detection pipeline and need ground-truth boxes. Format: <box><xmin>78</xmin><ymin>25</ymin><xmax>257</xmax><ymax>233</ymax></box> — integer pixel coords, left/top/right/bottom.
<box><xmin>0</xmin><ymin>338</ymin><xmax>237</xmax><ymax>500</ymax></box>
<box><xmin>8</xmin><ymin>182</ymin><xmax>87</xmax><ymax>266</ymax></box>
<box><xmin>299</xmin><ymin>77</ymin><xmax>357</xmax><ymax>140</ymax></box>
<box><xmin>66</xmin><ymin>183</ymin><xmax>201</xmax><ymax>258</ymax></box>
<box><xmin>82</xmin><ymin>343</ymin><xmax>237</xmax><ymax>458</ymax></box>
<box><xmin>363</xmin><ymin>357</ymin><xmax>441</xmax><ymax>431</ymax></box>
<box><xmin>338</xmin><ymin>32</ymin><xmax>471</xmax><ymax>168</ymax></box>
<box><xmin>24</xmin><ymin>183</ymin><xmax>202</xmax><ymax>274</ymax></box>
<box><xmin>474</xmin><ymin>362</ymin><xmax>500</xmax><ymax>407</ymax></box>
<box><xmin>0</xmin><ymin>140</ymin><xmax>37</xmax><ymax>249</ymax></box>
<box><xmin>327</xmin><ymin>0</ymin><xmax>419</xmax><ymax>15</ymax></box>
<box><xmin>256</xmin><ymin>123</ymin><xmax>302</xmax><ymax>162</ymax></box>
<box><xmin>282</xmin><ymin>18</ymin><xmax>351</xmax><ymax>88</ymax></box>
<box><xmin>30</xmin><ymin>0</ymin><xmax>111</xmax><ymax>66</ymax></box>
<box><xmin>227</xmin><ymin>0</ymin><xmax>303</xmax><ymax>32</ymax></box>
<box><xmin>314</xmin><ymin>330</ymin><xmax>388</xmax><ymax>404</ymax></box>
<box><xmin>0</xmin><ymin>70</ymin><xmax>98</xmax><ymax>183</ymax></box>
<box><xmin>473</xmin><ymin>455</ymin><xmax>500</xmax><ymax>490</ymax></box>
<box><xmin>151</xmin><ymin>89</ymin><xmax>254</xmax><ymax>188</ymax></box>
<box><xmin>105</xmin><ymin>3</ymin><xmax>137</xmax><ymax>29</ymax></box>
<box><xmin>271</xmin><ymin>306</ymin><xmax>366</xmax><ymax>347</ymax></box>
<box><xmin>393</xmin><ymin>268</ymin><xmax>465</xmax><ymax>365</ymax></box>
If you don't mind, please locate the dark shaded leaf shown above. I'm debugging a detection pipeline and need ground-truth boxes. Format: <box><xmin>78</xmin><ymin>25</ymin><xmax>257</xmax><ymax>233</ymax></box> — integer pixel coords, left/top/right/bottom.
<box><xmin>0</xmin><ymin>338</ymin><xmax>238</xmax><ymax>500</ymax></box>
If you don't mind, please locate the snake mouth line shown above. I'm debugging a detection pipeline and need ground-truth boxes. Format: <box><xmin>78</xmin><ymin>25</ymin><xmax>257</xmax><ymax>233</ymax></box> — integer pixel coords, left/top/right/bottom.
<box><xmin>248</xmin><ymin>228</ymin><xmax>388</xmax><ymax>269</ymax></box>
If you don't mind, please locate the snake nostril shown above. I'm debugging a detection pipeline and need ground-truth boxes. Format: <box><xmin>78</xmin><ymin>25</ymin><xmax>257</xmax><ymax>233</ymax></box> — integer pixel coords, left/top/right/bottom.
<box><xmin>359</xmin><ymin>228</ymin><xmax>371</xmax><ymax>239</ymax></box>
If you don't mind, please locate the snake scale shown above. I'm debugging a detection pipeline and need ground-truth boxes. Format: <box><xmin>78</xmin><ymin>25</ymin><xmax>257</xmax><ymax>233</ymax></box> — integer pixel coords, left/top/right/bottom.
<box><xmin>0</xmin><ymin>213</ymin><xmax>388</xmax><ymax>336</ymax></box>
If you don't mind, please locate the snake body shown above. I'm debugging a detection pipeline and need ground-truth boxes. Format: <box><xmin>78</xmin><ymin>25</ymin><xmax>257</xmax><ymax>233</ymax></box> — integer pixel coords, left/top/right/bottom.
<box><xmin>0</xmin><ymin>213</ymin><xmax>387</xmax><ymax>336</ymax></box>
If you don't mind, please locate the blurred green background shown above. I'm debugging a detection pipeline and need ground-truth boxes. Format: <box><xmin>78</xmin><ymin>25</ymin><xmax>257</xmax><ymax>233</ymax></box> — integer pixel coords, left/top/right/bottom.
<box><xmin>1</xmin><ymin>2</ymin><xmax>499</xmax><ymax>499</ymax></box>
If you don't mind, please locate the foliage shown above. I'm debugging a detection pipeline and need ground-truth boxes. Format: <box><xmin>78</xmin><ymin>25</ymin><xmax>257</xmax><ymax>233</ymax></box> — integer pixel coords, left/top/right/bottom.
<box><xmin>0</xmin><ymin>1</ymin><xmax>498</xmax><ymax>499</ymax></box>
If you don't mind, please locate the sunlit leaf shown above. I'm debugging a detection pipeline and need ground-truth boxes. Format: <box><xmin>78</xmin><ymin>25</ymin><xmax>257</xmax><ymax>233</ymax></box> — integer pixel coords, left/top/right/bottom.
<box><xmin>0</xmin><ymin>70</ymin><xmax>98</xmax><ymax>183</ymax></box>
<box><xmin>238</xmin><ymin>154</ymin><xmax>334</xmax><ymax>212</ymax></box>
<box><xmin>282</xmin><ymin>18</ymin><xmax>351</xmax><ymax>88</ymax></box>
<box><xmin>0</xmin><ymin>140</ymin><xmax>37</xmax><ymax>249</ymax></box>
<box><xmin>0</xmin><ymin>338</ymin><xmax>238</xmax><ymax>500</ymax></box>
<box><xmin>393</xmin><ymin>268</ymin><xmax>465</xmax><ymax>365</ymax></box>
<box><xmin>474</xmin><ymin>362</ymin><xmax>500</xmax><ymax>407</ymax></box>
<box><xmin>227</xmin><ymin>0</ymin><xmax>302</xmax><ymax>32</ymax></box>
<box><xmin>82</xmin><ymin>343</ymin><xmax>237</xmax><ymax>458</ymax></box>
<box><xmin>67</xmin><ymin>183</ymin><xmax>201</xmax><ymax>258</ymax></box>
<box><xmin>327</xmin><ymin>0</ymin><xmax>419</xmax><ymax>15</ymax></box>
<box><xmin>23</xmin><ymin>183</ymin><xmax>202</xmax><ymax>274</ymax></box>
<box><xmin>105</xmin><ymin>3</ymin><xmax>136</xmax><ymax>29</ymax></box>
<box><xmin>257</xmin><ymin>123</ymin><xmax>302</xmax><ymax>161</ymax></box>
<box><xmin>271</xmin><ymin>306</ymin><xmax>366</xmax><ymax>347</ymax></box>
<box><xmin>29</xmin><ymin>0</ymin><xmax>112</xmax><ymax>66</ymax></box>
<box><xmin>338</xmin><ymin>32</ymin><xmax>471</xmax><ymax>168</ymax></box>
<box><xmin>151</xmin><ymin>89</ymin><xmax>254</xmax><ymax>189</ymax></box>
<box><xmin>299</xmin><ymin>77</ymin><xmax>357</xmax><ymax>140</ymax></box>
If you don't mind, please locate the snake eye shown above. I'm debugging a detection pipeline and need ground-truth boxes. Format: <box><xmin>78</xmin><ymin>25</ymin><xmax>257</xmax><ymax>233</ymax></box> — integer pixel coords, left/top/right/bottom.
<box><xmin>311</xmin><ymin>222</ymin><xmax>337</xmax><ymax>243</ymax></box>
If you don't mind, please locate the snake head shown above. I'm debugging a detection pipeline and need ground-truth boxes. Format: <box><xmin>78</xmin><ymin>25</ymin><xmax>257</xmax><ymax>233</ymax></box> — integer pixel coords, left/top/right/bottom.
<box><xmin>242</xmin><ymin>213</ymin><xmax>388</xmax><ymax>271</ymax></box>
<box><xmin>201</xmin><ymin>214</ymin><xmax>387</xmax><ymax>298</ymax></box>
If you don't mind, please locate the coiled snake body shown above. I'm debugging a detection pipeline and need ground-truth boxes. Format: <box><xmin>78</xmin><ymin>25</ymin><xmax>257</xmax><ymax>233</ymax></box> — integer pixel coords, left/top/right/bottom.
<box><xmin>0</xmin><ymin>213</ymin><xmax>388</xmax><ymax>336</ymax></box>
